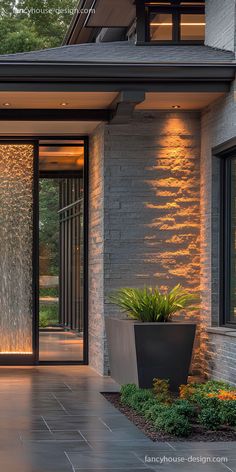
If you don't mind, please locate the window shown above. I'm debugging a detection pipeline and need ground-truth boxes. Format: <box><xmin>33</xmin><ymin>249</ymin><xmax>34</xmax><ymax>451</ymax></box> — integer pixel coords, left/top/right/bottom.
<box><xmin>222</xmin><ymin>153</ymin><xmax>236</xmax><ymax>327</ymax></box>
<box><xmin>136</xmin><ymin>0</ymin><xmax>205</xmax><ymax>44</ymax></box>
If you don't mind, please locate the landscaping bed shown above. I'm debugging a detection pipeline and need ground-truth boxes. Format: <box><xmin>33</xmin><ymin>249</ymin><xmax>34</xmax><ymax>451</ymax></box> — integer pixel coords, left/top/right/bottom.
<box><xmin>103</xmin><ymin>380</ymin><xmax>236</xmax><ymax>442</ymax></box>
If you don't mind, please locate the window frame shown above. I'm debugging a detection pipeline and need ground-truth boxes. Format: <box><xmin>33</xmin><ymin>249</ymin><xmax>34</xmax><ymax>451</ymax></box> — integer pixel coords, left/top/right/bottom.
<box><xmin>136</xmin><ymin>0</ymin><xmax>205</xmax><ymax>45</ymax></box>
<box><xmin>221</xmin><ymin>148</ymin><xmax>236</xmax><ymax>328</ymax></box>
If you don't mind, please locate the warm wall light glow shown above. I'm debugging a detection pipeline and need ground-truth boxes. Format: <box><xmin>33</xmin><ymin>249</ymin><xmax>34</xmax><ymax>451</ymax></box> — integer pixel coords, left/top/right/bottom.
<box><xmin>0</xmin><ymin>352</ymin><xmax>33</xmax><ymax>355</ymax></box>
<box><xmin>150</xmin><ymin>22</ymin><xmax>205</xmax><ymax>25</ymax></box>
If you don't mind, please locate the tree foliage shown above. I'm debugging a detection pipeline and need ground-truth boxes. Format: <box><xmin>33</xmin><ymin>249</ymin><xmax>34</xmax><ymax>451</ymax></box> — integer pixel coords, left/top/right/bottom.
<box><xmin>0</xmin><ymin>0</ymin><xmax>78</xmax><ymax>53</ymax></box>
<box><xmin>39</xmin><ymin>179</ymin><xmax>59</xmax><ymax>276</ymax></box>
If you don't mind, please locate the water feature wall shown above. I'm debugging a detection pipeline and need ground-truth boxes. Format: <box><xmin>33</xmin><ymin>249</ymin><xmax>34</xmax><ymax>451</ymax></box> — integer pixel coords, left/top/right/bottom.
<box><xmin>0</xmin><ymin>144</ymin><xmax>34</xmax><ymax>353</ymax></box>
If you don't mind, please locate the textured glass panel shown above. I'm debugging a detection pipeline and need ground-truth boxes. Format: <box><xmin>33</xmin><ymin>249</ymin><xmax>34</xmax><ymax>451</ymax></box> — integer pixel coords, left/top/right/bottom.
<box><xmin>0</xmin><ymin>144</ymin><xmax>34</xmax><ymax>353</ymax></box>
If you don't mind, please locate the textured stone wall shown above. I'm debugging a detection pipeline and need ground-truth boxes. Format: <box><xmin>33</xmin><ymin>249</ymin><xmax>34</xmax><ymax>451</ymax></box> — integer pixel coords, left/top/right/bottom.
<box><xmin>89</xmin><ymin>111</ymin><xmax>201</xmax><ymax>375</ymax></box>
<box><xmin>88</xmin><ymin>124</ymin><xmax>105</xmax><ymax>374</ymax></box>
<box><xmin>205</xmin><ymin>0</ymin><xmax>236</xmax><ymax>53</ymax></box>
<box><xmin>200</xmin><ymin>82</ymin><xmax>236</xmax><ymax>384</ymax></box>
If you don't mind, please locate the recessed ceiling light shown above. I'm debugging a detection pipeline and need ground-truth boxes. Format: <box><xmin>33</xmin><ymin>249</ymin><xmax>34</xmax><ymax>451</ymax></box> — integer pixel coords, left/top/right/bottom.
<box><xmin>3</xmin><ymin>102</ymin><xmax>11</xmax><ymax>107</ymax></box>
<box><xmin>60</xmin><ymin>102</ymin><xmax>69</xmax><ymax>107</ymax></box>
<box><xmin>172</xmin><ymin>105</ymin><xmax>181</xmax><ymax>109</ymax></box>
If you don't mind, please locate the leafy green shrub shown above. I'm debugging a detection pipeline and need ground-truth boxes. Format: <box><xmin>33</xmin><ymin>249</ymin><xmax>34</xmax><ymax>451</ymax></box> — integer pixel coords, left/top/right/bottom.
<box><xmin>143</xmin><ymin>402</ymin><xmax>168</xmax><ymax>421</ymax></box>
<box><xmin>120</xmin><ymin>384</ymin><xmax>154</xmax><ymax>412</ymax></box>
<box><xmin>128</xmin><ymin>389</ymin><xmax>154</xmax><ymax>413</ymax></box>
<box><xmin>120</xmin><ymin>384</ymin><xmax>138</xmax><ymax>405</ymax></box>
<box><xmin>195</xmin><ymin>395</ymin><xmax>221</xmax><ymax>410</ymax></box>
<box><xmin>154</xmin><ymin>408</ymin><xmax>191</xmax><ymax>437</ymax></box>
<box><xmin>140</xmin><ymin>398</ymin><xmax>157</xmax><ymax>415</ymax></box>
<box><xmin>199</xmin><ymin>380</ymin><xmax>235</xmax><ymax>394</ymax></box>
<box><xmin>198</xmin><ymin>407</ymin><xmax>221</xmax><ymax>430</ymax></box>
<box><xmin>219</xmin><ymin>401</ymin><xmax>236</xmax><ymax>427</ymax></box>
<box><xmin>173</xmin><ymin>399</ymin><xmax>196</xmax><ymax>418</ymax></box>
<box><xmin>153</xmin><ymin>378</ymin><xmax>171</xmax><ymax>403</ymax></box>
<box><xmin>109</xmin><ymin>284</ymin><xmax>195</xmax><ymax>322</ymax></box>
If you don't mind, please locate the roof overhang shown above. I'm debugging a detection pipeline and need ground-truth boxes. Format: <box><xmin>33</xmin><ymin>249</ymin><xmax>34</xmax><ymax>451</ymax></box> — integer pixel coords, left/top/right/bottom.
<box><xmin>64</xmin><ymin>0</ymin><xmax>135</xmax><ymax>45</ymax></box>
<box><xmin>0</xmin><ymin>62</ymin><xmax>234</xmax><ymax>93</ymax></box>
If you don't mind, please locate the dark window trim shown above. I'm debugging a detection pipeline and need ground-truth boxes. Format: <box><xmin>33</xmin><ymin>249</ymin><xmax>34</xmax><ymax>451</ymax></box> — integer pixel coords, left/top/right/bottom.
<box><xmin>135</xmin><ymin>0</ymin><xmax>205</xmax><ymax>44</ymax></box>
<box><xmin>218</xmin><ymin>144</ymin><xmax>236</xmax><ymax>328</ymax></box>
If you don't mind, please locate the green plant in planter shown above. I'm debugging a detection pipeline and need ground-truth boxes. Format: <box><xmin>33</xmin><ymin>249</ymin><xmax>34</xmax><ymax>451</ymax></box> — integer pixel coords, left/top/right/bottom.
<box><xmin>109</xmin><ymin>284</ymin><xmax>195</xmax><ymax>322</ymax></box>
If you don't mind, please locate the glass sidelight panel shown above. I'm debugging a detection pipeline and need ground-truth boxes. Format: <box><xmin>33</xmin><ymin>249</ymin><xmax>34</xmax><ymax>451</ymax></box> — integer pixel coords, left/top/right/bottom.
<box><xmin>38</xmin><ymin>141</ymin><xmax>86</xmax><ymax>362</ymax></box>
<box><xmin>0</xmin><ymin>144</ymin><xmax>34</xmax><ymax>354</ymax></box>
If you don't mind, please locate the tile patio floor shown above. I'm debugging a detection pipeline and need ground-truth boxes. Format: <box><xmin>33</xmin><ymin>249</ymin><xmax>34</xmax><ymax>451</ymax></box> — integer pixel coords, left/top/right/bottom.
<box><xmin>0</xmin><ymin>365</ymin><xmax>235</xmax><ymax>472</ymax></box>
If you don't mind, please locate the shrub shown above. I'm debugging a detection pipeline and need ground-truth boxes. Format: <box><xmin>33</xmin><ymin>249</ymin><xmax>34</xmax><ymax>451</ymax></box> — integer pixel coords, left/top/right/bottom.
<box><xmin>153</xmin><ymin>378</ymin><xmax>172</xmax><ymax>403</ymax></box>
<box><xmin>128</xmin><ymin>389</ymin><xmax>154</xmax><ymax>412</ymax></box>
<box><xmin>154</xmin><ymin>408</ymin><xmax>191</xmax><ymax>437</ymax></box>
<box><xmin>173</xmin><ymin>399</ymin><xmax>196</xmax><ymax>418</ymax></box>
<box><xmin>143</xmin><ymin>402</ymin><xmax>168</xmax><ymax>421</ymax></box>
<box><xmin>120</xmin><ymin>384</ymin><xmax>154</xmax><ymax>412</ymax></box>
<box><xmin>198</xmin><ymin>407</ymin><xmax>222</xmax><ymax>430</ymax></box>
<box><xmin>219</xmin><ymin>401</ymin><xmax>236</xmax><ymax>427</ymax></box>
<box><xmin>179</xmin><ymin>383</ymin><xmax>197</xmax><ymax>401</ymax></box>
<box><xmin>108</xmin><ymin>284</ymin><xmax>195</xmax><ymax>322</ymax></box>
<box><xmin>199</xmin><ymin>380</ymin><xmax>235</xmax><ymax>394</ymax></box>
<box><xmin>140</xmin><ymin>398</ymin><xmax>157</xmax><ymax>415</ymax></box>
<box><xmin>120</xmin><ymin>384</ymin><xmax>138</xmax><ymax>405</ymax></box>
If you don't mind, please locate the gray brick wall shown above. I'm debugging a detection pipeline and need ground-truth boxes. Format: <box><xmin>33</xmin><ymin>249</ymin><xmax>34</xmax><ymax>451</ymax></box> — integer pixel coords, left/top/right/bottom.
<box><xmin>200</xmin><ymin>81</ymin><xmax>236</xmax><ymax>384</ymax></box>
<box><xmin>89</xmin><ymin>111</ymin><xmax>201</xmax><ymax>375</ymax></box>
<box><xmin>205</xmin><ymin>0</ymin><xmax>236</xmax><ymax>53</ymax></box>
<box><xmin>206</xmin><ymin>331</ymin><xmax>236</xmax><ymax>384</ymax></box>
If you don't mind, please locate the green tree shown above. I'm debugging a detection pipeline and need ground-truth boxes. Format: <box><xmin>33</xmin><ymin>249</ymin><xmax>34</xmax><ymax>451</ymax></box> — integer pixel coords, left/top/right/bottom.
<box><xmin>0</xmin><ymin>0</ymin><xmax>78</xmax><ymax>54</ymax></box>
<box><xmin>39</xmin><ymin>179</ymin><xmax>59</xmax><ymax>276</ymax></box>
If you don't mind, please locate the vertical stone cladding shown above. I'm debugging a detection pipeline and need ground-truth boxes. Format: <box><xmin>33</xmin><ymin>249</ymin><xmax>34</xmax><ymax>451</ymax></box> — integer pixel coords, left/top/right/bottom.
<box><xmin>205</xmin><ymin>0</ymin><xmax>236</xmax><ymax>53</ymax></box>
<box><xmin>102</xmin><ymin>111</ymin><xmax>201</xmax><ymax>374</ymax></box>
<box><xmin>89</xmin><ymin>123</ymin><xmax>106</xmax><ymax>374</ymax></box>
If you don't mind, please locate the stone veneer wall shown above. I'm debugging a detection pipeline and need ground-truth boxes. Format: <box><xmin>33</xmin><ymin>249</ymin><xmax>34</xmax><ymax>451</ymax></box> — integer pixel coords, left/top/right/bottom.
<box><xmin>89</xmin><ymin>111</ymin><xmax>201</xmax><ymax>375</ymax></box>
<box><xmin>205</xmin><ymin>0</ymin><xmax>236</xmax><ymax>53</ymax></box>
<box><xmin>88</xmin><ymin>124</ymin><xmax>105</xmax><ymax>374</ymax></box>
<box><xmin>200</xmin><ymin>82</ymin><xmax>236</xmax><ymax>384</ymax></box>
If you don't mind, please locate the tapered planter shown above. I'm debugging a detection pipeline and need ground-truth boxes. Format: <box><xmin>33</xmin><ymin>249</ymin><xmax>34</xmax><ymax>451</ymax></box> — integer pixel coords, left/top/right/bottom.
<box><xmin>105</xmin><ymin>318</ymin><xmax>196</xmax><ymax>392</ymax></box>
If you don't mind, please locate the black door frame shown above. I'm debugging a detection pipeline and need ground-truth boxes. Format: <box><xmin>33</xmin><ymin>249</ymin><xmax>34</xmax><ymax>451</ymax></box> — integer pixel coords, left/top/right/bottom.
<box><xmin>0</xmin><ymin>135</ymin><xmax>89</xmax><ymax>366</ymax></box>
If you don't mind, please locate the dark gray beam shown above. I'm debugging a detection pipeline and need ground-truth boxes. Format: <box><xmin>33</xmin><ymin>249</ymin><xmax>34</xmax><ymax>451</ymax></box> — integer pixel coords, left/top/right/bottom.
<box><xmin>0</xmin><ymin>81</ymin><xmax>230</xmax><ymax>93</ymax></box>
<box><xmin>0</xmin><ymin>109</ymin><xmax>110</xmax><ymax>121</ymax></box>
<box><xmin>110</xmin><ymin>90</ymin><xmax>145</xmax><ymax>124</ymax></box>
<box><xmin>0</xmin><ymin>63</ymin><xmax>234</xmax><ymax>82</ymax></box>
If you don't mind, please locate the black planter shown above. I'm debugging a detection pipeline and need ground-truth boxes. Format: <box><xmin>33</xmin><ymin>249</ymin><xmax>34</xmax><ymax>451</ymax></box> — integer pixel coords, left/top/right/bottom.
<box><xmin>105</xmin><ymin>318</ymin><xmax>196</xmax><ymax>392</ymax></box>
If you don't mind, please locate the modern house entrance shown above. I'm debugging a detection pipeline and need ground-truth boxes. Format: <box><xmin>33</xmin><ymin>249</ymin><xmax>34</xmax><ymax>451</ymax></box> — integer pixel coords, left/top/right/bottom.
<box><xmin>0</xmin><ymin>137</ymin><xmax>88</xmax><ymax>365</ymax></box>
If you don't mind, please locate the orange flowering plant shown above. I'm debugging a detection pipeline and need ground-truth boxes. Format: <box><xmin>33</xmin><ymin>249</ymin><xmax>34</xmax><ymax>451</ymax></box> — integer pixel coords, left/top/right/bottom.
<box><xmin>208</xmin><ymin>389</ymin><xmax>236</xmax><ymax>401</ymax></box>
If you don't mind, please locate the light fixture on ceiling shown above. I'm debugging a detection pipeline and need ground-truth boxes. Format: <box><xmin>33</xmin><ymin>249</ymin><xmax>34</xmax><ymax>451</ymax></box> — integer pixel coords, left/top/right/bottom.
<box><xmin>3</xmin><ymin>102</ymin><xmax>11</xmax><ymax>107</ymax></box>
<box><xmin>60</xmin><ymin>102</ymin><xmax>69</xmax><ymax>107</ymax></box>
<box><xmin>172</xmin><ymin>105</ymin><xmax>181</xmax><ymax>109</ymax></box>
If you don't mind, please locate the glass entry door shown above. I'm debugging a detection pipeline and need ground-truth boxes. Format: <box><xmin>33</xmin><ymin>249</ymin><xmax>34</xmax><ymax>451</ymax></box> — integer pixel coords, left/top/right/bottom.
<box><xmin>38</xmin><ymin>141</ymin><xmax>87</xmax><ymax>362</ymax></box>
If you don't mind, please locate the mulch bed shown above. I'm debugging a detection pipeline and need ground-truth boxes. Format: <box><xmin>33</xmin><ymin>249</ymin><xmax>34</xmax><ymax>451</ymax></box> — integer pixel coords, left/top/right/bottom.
<box><xmin>103</xmin><ymin>392</ymin><xmax>236</xmax><ymax>442</ymax></box>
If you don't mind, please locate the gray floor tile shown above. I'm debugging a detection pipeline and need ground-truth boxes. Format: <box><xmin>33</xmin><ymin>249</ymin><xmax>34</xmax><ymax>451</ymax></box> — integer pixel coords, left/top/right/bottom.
<box><xmin>66</xmin><ymin>450</ymin><xmax>144</xmax><ymax>468</ymax></box>
<box><xmin>73</xmin><ymin>469</ymin><xmax>155</xmax><ymax>471</ymax></box>
<box><xmin>45</xmin><ymin>416</ymin><xmax>109</xmax><ymax>431</ymax></box>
